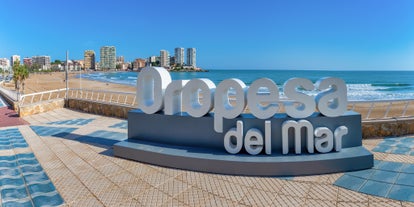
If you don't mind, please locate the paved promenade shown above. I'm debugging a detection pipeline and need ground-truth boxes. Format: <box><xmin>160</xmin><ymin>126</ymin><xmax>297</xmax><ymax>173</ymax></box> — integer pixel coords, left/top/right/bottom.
<box><xmin>1</xmin><ymin>108</ymin><xmax>414</xmax><ymax>206</ymax></box>
<box><xmin>0</xmin><ymin>97</ymin><xmax>28</xmax><ymax>128</ymax></box>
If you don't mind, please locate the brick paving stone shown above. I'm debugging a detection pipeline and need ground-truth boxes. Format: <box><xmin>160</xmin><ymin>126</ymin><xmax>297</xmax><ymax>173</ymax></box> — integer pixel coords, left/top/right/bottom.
<box><xmin>175</xmin><ymin>187</ymin><xmax>213</xmax><ymax>207</ymax></box>
<box><xmin>151</xmin><ymin>166</ymin><xmax>187</xmax><ymax>178</ymax></box>
<box><xmin>87</xmin><ymin>156</ymin><xmax>113</xmax><ymax>168</ymax></box>
<box><xmin>307</xmin><ymin>183</ymin><xmax>339</xmax><ymax>201</ymax></box>
<box><xmin>303</xmin><ymin>199</ymin><xmax>337</xmax><ymax>207</ymax></box>
<box><xmin>135</xmin><ymin>187</ymin><xmax>171</xmax><ymax>206</ymax></box>
<box><xmin>252</xmin><ymin>177</ymin><xmax>287</xmax><ymax>193</ymax></box>
<box><xmin>108</xmin><ymin>171</ymin><xmax>139</xmax><ymax>186</ymax></box>
<box><xmin>123</xmin><ymin>179</ymin><xmax>152</xmax><ymax>198</ymax></box>
<box><xmin>97</xmin><ymin>186</ymin><xmax>131</xmax><ymax>207</ymax></box>
<box><xmin>52</xmin><ymin>174</ymin><xmax>92</xmax><ymax>204</ymax></box>
<box><xmin>337</xmin><ymin>188</ymin><xmax>369</xmax><ymax>203</ymax></box>
<box><xmin>157</xmin><ymin>178</ymin><xmax>191</xmax><ymax>197</ymax></box>
<box><xmin>112</xmin><ymin>159</ymin><xmax>142</xmax><ymax>170</ymax></box>
<box><xmin>46</xmin><ymin>167</ymin><xmax>74</xmax><ymax>181</ymax></box>
<box><xmin>127</xmin><ymin>165</ymin><xmax>156</xmax><ymax>177</ymax></box>
<box><xmin>337</xmin><ymin>202</ymin><xmax>369</xmax><ymax>207</ymax></box>
<box><xmin>159</xmin><ymin>198</ymin><xmax>189</xmax><ymax>207</ymax></box>
<box><xmin>118</xmin><ymin>198</ymin><xmax>143</xmax><ymax>207</ymax></box>
<box><xmin>139</xmin><ymin>170</ymin><xmax>173</xmax><ymax>188</ymax></box>
<box><xmin>203</xmin><ymin>196</ymin><xmax>238</xmax><ymax>207</ymax></box>
<box><xmin>239</xmin><ymin>188</ymin><xmax>276</xmax><ymax>206</ymax></box>
<box><xmin>96</xmin><ymin>163</ymin><xmax>125</xmax><ymax>177</ymax></box>
<box><xmin>271</xmin><ymin>194</ymin><xmax>306</xmax><ymax>206</ymax></box>
<box><xmin>66</xmin><ymin>162</ymin><xmax>96</xmax><ymax>174</ymax></box>
<box><xmin>293</xmin><ymin>174</ymin><xmax>322</xmax><ymax>182</ymax></box>
<box><xmin>212</xmin><ymin>174</ymin><xmax>257</xmax><ymax>188</ymax></box>
<box><xmin>83</xmin><ymin>177</ymin><xmax>114</xmax><ymax>198</ymax></box>
<box><xmin>69</xmin><ymin>196</ymin><xmax>104</xmax><ymax>207</ymax></box>
<box><xmin>279</xmin><ymin>181</ymin><xmax>312</xmax><ymax>197</ymax></box>
<box><xmin>213</xmin><ymin>180</ymin><xmax>250</xmax><ymax>202</ymax></box>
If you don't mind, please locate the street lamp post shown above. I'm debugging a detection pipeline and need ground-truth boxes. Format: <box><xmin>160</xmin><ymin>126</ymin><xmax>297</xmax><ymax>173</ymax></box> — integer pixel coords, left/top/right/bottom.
<box><xmin>65</xmin><ymin>51</ymin><xmax>68</xmax><ymax>100</ymax></box>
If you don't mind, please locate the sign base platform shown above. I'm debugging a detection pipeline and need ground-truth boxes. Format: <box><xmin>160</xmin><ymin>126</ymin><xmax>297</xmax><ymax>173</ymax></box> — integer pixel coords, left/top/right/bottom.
<box><xmin>114</xmin><ymin>139</ymin><xmax>373</xmax><ymax>176</ymax></box>
<box><xmin>113</xmin><ymin>110</ymin><xmax>373</xmax><ymax>176</ymax></box>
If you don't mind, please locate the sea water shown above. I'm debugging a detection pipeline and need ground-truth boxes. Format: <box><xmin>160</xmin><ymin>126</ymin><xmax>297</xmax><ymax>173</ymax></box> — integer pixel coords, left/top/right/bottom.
<box><xmin>78</xmin><ymin>70</ymin><xmax>414</xmax><ymax>101</ymax></box>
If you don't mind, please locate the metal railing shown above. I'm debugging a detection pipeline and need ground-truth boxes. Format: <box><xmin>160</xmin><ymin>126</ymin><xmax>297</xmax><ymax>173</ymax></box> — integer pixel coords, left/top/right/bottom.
<box><xmin>68</xmin><ymin>88</ymin><xmax>137</xmax><ymax>107</ymax></box>
<box><xmin>348</xmin><ymin>99</ymin><xmax>414</xmax><ymax>120</ymax></box>
<box><xmin>7</xmin><ymin>86</ymin><xmax>414</xmax><ymax>120</ymax></box>
<box><xmin>0</xmin><ymin>84</ymin><xmax>18</xmax><ymax>101</ymax></box>
<box><xmin>19</xmin><ymin>88</ymin><xmax>66</xmax><ymax>107</ymax></box>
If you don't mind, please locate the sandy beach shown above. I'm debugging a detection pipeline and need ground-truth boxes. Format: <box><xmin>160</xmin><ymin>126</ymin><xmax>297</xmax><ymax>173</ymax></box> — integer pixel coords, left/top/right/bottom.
<box><xmin>2</xmin><ymin>71</ymin><xmax>413</xmax><ymax>120</ymax></box>
<box><xmin>2</xmin><ymin>71</ymin><xmax>136</xmax><ymax>94</ymax></box>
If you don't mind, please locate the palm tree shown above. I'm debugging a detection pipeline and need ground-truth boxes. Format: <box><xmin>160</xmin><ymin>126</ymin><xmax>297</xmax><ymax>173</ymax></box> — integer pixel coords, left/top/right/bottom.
<box><xmin>17</xmin><ymin>65</ymin><xmax>29</xmax><ymax>94</ymax></box>
<box><xmin>12</xmin><ymin>61</ymin><xmax>29</xmax><ymax>94</ymax></box>
<box><xmin>12</xmin><ymin>61</ymin><xmax>19</xmax><ymax>90</ymax></box>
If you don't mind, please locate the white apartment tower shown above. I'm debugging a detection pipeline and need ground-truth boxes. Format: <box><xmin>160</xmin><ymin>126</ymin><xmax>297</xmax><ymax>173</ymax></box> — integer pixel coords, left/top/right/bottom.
<box><xmin>160</xmin><ymin>50</ymin><xmax>170</xmax><ymax>68</ymax></box>
<box><xmin>174</xmin><ymin>47</ymin><xmax>184</xmax><ymax>65</ymax></box>
<box><xmin>11</xmin><ymin>55</ymin><xmax>21</xmax><ymax>66</ymax></box>
<box><xmin>100</xmin><ymin>46</ymin><xmax>116</xmax><ymax>70</ymax></box>
<box><xmin>186</xmin><ymin>48</ymin><xmax>196</xmax><ymax>68</ymax></box>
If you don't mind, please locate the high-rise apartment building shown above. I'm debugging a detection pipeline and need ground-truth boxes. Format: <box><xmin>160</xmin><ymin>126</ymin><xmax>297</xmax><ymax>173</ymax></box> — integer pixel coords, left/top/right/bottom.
<box><xmin>100</xmin><ymin>46</ymin><xmax>116</xmax><ymax>70</ymax></box>
<box><xmin>32</xmin><ymin>56</ymin><xmax>51</xmax><ymax>70</ymax></box>
<box><xmin>186</xmin><ymin>48</ymin><xmax>196</xmax><ymax>67</ymax></box>
<box><xmin>160</xmin><ymin>50</ymin><xmax>170</xmax><ymax>68</ymax></box>
<box><xmin>11</xmin><ymin>55</ymin><xmax>20</xmax><ymax>66</ymax></box>
<box><xmin>174</xmin><ymin>47</ymin><xmax>184</xmax><ymax>65</ymax></box>
<box><xmin>84</xmin><ymin>50</ymin><xmax>95</xmax><ymax>69</ymax></box>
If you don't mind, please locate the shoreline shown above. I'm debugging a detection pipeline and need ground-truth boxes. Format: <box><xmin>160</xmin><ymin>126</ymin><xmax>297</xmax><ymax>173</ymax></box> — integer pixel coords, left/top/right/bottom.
<box><xmin>1</xmin><ymin>71</ymin><xmax>413</xmax><ymax>119</ymax></box>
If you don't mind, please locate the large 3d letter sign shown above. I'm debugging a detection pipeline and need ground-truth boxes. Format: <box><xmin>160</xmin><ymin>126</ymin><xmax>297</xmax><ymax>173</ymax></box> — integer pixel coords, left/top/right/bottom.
<box><xmin>114</xmin><ymin>66</ymin><xmax>373</xmax><ymax>176</ymax></box>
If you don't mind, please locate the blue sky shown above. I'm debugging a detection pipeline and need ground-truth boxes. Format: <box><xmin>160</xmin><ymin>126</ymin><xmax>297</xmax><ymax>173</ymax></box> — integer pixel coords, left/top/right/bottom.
<box><xmin>1</xmin><ymin>0</ymin><xmax>414</xmax><ymax>70</ymax></box>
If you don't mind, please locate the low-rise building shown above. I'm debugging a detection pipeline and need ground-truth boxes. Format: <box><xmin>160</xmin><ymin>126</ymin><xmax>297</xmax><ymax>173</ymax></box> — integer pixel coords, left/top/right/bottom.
<box><xmin>23</xmin><ymin>57</ymin><xmax>32</xmax><ymax>68</ymax></box>
<box><xmin>133</xmin><ymin>58</ymin><xmax>146</xmax><ymax>70</ymax></box>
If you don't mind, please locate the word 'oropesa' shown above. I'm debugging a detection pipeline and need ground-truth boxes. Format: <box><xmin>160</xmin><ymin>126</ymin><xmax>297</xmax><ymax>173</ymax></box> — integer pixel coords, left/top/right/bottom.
<box><xmin>136</xmin><ymin>67</ymin><xmax>349</xmax><ymax>155</ymax></box>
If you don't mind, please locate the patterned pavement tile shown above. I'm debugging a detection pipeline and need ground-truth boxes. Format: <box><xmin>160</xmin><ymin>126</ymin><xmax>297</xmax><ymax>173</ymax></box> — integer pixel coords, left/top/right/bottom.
<box><xmin>30</xmin><ymin>125</ymin><xmax>77</xmax><ymax>137</ymax></box>
<box><xmin>76</xmin><ymin>130</ymin><xmax>127</xmax><ymax>146</ymax></box>
<box><xmin>47</xmin><ymin>118</ymin><xmax>95</xmax><ymax>126</ymax></box>
<box><xmin>109</xmin><ymin>121</ymin><xmax>128</xmax><ymax>129</ymax></box>
<box><xmin>0</xmin><ymin>128</ymin><xmax>29</xmax><ymax>149</ymax></box>
<box><xmin>0</xmin><ymin>150</ymin><xmax>64</xmax><ymax>206</ymax></box>
<box><xmin>335</xmin><ymin>158</ymin><xmax>414</xmax><ymax>202</ymax></box>
<box><xmin>373</xmin><ymin>137</ymin><xmax>414</xmax><ymax>155</ymax></box>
